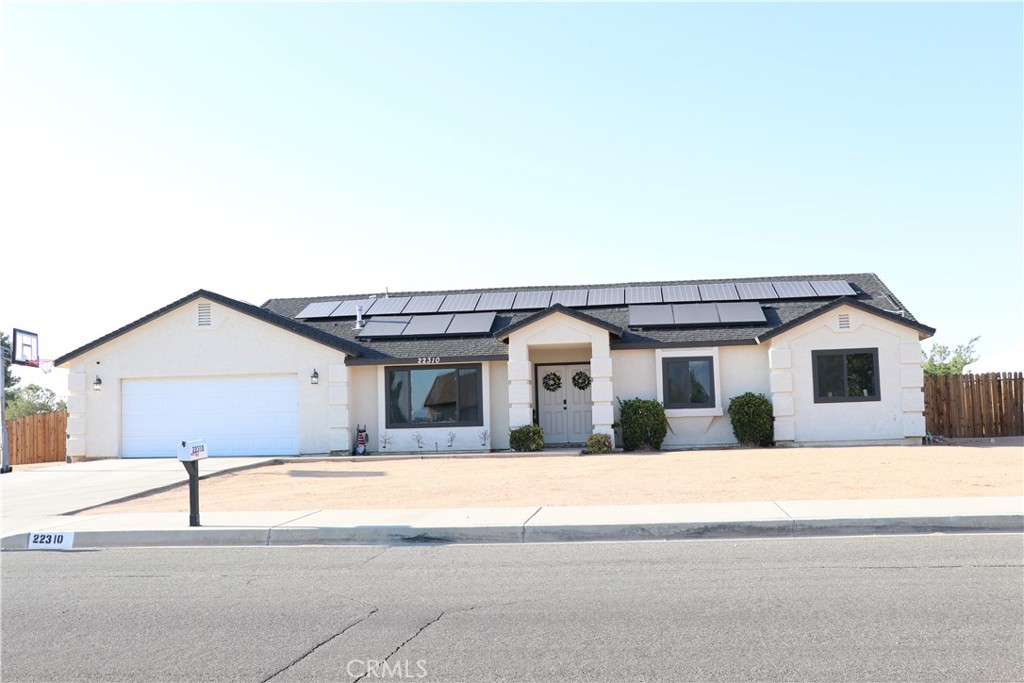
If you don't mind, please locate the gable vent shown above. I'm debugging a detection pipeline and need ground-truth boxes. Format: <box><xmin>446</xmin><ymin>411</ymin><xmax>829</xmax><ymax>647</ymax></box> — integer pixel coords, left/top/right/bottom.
<box><xmin>198</xmin><ymin>302</ymin><xmax>212</xmax><ymax>327</ymax></box>
<box><xmin>838</xmin><ymin>313</ymin><xmax>850</xmax><ymax>330</ymax></box>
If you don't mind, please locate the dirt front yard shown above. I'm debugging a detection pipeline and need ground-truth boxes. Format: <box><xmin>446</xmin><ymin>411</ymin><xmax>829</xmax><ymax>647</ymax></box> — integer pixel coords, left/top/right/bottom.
<box><xmin>89</xmin><ymin>441</ymin><xmax>1023</xmax><ymax>514</ymax></box>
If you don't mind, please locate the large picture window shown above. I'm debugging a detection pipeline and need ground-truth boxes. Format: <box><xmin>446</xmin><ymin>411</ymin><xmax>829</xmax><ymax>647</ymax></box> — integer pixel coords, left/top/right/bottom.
<box><xmin>386</xmin><ymin>364</ymin><xmax>483</xmax><ymax>428</ymax></box>
<box><xmin>812</xmin><ymin>348</ymin><xmax>880</xmax><ymax>403</ymax></box>
<box><xmin>662</xmin><ymin>356</ymin><xmax>715</xmax><ymax>409</ymax></box>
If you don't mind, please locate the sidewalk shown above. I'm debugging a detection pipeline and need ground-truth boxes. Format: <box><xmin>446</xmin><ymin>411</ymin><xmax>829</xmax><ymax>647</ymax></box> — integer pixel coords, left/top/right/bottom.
<box><xmin>2</xmin><ymin>458</ymin><xmax>1022</xmax><ymax>550</ymax></box>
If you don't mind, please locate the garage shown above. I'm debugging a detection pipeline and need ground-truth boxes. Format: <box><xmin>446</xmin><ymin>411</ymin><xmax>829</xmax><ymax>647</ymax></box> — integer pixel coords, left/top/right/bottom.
<box><xmin>121</xmin><ymin>375</ymin><xmax>300</xmax><ymax>457</ymax></box>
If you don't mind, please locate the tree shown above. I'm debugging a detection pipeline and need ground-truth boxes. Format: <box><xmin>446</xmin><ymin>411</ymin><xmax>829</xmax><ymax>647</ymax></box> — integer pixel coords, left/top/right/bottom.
<box><xmin>2</xmin><ymin>332</ymin><xmax>21</xmax><ymax>406</ymax></box>
<box><xmin>922</xmin><ymin>336</ymin><xmax>980</xmax><ymax>376</ymax></box>
<box><xmin>5</xmin><ymin>384</ymin><xmax>67</xmax><ymax>420</ymax></box>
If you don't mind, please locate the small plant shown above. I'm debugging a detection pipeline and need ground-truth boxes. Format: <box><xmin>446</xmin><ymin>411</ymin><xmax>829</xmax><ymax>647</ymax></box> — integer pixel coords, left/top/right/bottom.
<box><xmin>727</xmin><ymin>392</ymin><xmax>774</xmax><ymax>447</ymax></box>
<box><xmin>479</xmin><ymin>429</ymin><xmax>490</xmax><ymax>447</ymax></box>
<box><xmin>509</xmin><ymin>425</ymin><xmax>544</xmax><ymax>452</ymax></box>
<box><xmin>617</xmin><ymin>397</ymin><xmax>669</xmax><ymax>451</ymax></box>
<box><xmin>584</xmin><ymin>433</ymin><xmax>613</xmax><ymax>454</ymax></box>
<box><xmin>411</xmin><ymin>431</ymin><xmax>425</xmax><ymax>449</ymax></box>
<box><xmin>447</xmin><ymin>431</ymin><xmax>457</xmax><ymax>448</ymax></box>
<box><xmin>379</xmin><ymin>431</ymin><xmax>392</xmax><ymax>449</ymax></box>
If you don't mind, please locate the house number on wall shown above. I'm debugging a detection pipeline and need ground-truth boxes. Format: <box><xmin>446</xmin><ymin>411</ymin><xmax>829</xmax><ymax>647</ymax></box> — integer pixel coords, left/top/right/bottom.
<box><xmin>417</xmin><ymin>357</ymin><xmax>442</xmax><ymax>365</ymax></box>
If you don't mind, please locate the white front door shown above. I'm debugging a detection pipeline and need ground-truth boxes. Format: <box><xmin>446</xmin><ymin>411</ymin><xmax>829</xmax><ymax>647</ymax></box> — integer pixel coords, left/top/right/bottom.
<box><xmin>536</xmin><ymin>364</ymin><xmax>593</xmax><ymax>444</ymax></box>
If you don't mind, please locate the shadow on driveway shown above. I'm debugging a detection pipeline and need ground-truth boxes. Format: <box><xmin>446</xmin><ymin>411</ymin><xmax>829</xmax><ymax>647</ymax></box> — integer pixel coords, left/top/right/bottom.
<box><xmin>287</xmin><ymin>470</ymin><xmax>386</xmax><ymax>479</ymax></box>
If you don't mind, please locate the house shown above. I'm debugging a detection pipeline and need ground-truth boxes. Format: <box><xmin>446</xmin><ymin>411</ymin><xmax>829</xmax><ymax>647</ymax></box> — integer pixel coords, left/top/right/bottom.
<box><xmin>54</xmin><ymin>273</ymin><xmax>935</xmax><ymax>459</ymax></box>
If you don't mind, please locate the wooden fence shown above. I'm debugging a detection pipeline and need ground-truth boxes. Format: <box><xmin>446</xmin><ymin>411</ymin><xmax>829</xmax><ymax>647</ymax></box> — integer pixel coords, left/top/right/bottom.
<box><xmin>4</xmin><ymin>411</ymin><xmax>68</xmax><ymax>465</ymax></box>
<box><xmin>924</xmin><ymin>372</ymin><xmax>1024</xmax><ymax>438</ymax></box>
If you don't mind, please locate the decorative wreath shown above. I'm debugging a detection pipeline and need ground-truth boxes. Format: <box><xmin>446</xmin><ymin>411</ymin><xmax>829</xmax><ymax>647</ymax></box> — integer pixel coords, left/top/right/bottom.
<box><xmin>542</xmin><ymin>371</ymin><xmax>562</xmax><ymax>392</ymax></box>
<box><xmin>572</xmin><ymin>370</ymin><xmax>592</xmax><ymax>391</ymax></box>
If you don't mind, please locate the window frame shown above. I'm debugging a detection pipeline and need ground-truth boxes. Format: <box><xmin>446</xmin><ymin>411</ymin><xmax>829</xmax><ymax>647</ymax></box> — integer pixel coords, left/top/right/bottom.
<box><xmin>660</xmin><ymin>355</ymin><xmax>717</xmax><ymax>411</ymax></box>
<box><xmin>384</xmin><ymin>363</ymin><xmax>484</xmax><ymax>429</ymax></box>
<box><xmin>811</xmin><ymin>348</ymin><xmax>881</xmax><ymax>404</ymax></box>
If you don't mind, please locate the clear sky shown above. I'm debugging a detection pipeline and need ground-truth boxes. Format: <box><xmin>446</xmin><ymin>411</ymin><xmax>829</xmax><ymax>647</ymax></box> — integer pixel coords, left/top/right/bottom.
<box><xmin>2</xmin><ymin>2</ymin><xmax>1021</xmax><ymax>397</ymax></box>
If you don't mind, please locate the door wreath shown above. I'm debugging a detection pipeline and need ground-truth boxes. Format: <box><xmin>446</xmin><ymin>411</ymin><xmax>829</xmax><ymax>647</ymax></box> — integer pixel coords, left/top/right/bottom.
<box><xmin>572</xmin><ymin>370</ymin><xmax>592</xmax><ymax>391</ymax></box>
<box><xmin>542</xmin><ymin>371</ymin><xmax>562</xmax><ymax>392</ymax></box>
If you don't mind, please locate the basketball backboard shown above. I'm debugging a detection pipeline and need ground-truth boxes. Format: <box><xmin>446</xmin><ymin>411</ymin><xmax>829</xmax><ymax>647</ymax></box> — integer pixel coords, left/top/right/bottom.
<box><xmin>11</xmin><ymin>329</ymin><xmax>39</xmax><ymax>366</ymax></box>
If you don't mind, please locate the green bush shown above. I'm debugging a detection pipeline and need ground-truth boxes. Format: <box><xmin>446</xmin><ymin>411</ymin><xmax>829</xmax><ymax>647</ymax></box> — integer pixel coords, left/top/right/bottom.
<box><xmin>509</xmin><ymin>425</ymin><xmax>545</xmax><ymax>452</ymax></box>
<box><xmin>727</xmin><ymin>392</ymin><xmax>774</xmax><ymax>447</ymax></box>
<box><xmin>617</xmin><ymin>398</ymin><xmax>669</xmax><ymax>451</ymax></box>
<box><xmin>584</xmin><ymin>433</ymin><xmax>613</xmax><ymax>454</ymax></box>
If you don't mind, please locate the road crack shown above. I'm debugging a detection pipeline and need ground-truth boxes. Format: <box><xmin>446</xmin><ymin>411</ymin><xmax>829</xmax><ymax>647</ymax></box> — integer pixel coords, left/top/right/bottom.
<box><xmin>261</xmin><ymin>607</ymin><xmax>378</xmax><ymax>682</ymax></box>
<box><xmin>355</xmin><ymin>607</ymin><xmax>478</xmax><ymax>682</ymax></box>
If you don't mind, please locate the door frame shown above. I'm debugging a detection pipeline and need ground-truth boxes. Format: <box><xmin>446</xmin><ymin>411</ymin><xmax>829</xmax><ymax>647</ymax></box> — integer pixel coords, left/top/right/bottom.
<box><xmin>534</xmin><ymin>361</ymin><xmax>593</xmax><ymax>445</ymax></box>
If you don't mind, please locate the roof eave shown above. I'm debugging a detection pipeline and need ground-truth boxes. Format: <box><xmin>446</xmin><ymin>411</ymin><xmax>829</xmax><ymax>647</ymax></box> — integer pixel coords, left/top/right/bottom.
<box><xmin>55</xmin><ymin>289</ymin><xmax>363</xmax><ymax>366</ymax></box>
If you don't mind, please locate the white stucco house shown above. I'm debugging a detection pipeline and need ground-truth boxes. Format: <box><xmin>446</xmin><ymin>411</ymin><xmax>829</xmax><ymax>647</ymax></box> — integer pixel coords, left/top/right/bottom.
<box><xmin>55</xmin><ymin>273</ymin><xmax>935</xmax><ymax>459</ymax></box>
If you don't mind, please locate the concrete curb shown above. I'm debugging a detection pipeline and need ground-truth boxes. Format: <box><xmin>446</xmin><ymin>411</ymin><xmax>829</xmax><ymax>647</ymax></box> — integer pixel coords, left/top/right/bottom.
<box><xmin>4</xmin><ymin>514</ymin><xmax>1021</xmax><ymax>550</ymax></box>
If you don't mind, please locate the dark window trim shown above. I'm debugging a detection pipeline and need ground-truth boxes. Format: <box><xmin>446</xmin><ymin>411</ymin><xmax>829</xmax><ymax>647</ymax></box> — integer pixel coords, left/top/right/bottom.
<box><xmin>662</xmin><ymin>356</ymin><xmax>716</xmax><ymax>409</ymax></box>
<box><xmin>811</xmin><ymin>348</ymin><xmax>881</xmax><ymax>403</ymax></box>
<box><xmin>384</xmin><ymin>363</ymin><xmax>484</xmax><ymax>429</ymax></box>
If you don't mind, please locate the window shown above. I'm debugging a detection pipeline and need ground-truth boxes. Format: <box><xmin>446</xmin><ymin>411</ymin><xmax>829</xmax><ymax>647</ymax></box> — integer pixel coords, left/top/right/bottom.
<box><xmin>386</xmin><ymin>364</ymin><xmax>483</xmax><ymax>428</ymax></box>
<box><xmin>662</xmin><ymin>356</ymin><xmax>715</xmax><ymax>409</ymax></box>
<box><xmin>812</xmin><ymin>348</ymin><xmax>880</xmax><ymax>403</ymax></box>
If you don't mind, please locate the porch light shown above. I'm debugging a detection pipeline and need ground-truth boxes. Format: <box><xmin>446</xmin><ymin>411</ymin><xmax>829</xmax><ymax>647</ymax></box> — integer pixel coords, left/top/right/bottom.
<box><xmin>310</xmin><ymin>369</ymin><xmax>319</xmax><ymax>385</ymax></box>
<box><xmin>93</xmin><ymin>376</ymin><xmax>102</xmax><ymax>391</ymax></box>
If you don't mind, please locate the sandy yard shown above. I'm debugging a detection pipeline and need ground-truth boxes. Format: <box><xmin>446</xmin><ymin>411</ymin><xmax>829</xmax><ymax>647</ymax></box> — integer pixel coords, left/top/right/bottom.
<box><xmin>86</xmin><ymin>440</ymin><xmax>1023</xmax><ymax>514</ymax></box>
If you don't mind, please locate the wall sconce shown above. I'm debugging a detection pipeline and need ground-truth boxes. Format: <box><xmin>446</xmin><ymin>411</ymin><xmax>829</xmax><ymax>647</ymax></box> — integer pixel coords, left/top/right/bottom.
<box><xmin>310</xmin><ymin>369</ymin><xmax>319</xmax><ymax>385</ymax></box>
<box><xmin>93</xmin><ymin>376</ymin><xmax>103</xmax><ymax>391</ymax></box>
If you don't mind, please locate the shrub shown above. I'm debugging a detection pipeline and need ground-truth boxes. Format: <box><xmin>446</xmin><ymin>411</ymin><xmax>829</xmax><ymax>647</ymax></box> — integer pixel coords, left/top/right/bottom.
<box><xmin>509</xmin><ymin>425</ymin><xmax>544</xmax><ymax>452</ymax></box>
<box><xmin>617</xmin><ymin>398</ymin><xmax>669</xmax><ymax>451</ymax></box>
<box><xmin>728</xmin><ymin>392</ymin><xmax>774</xmax><ymax>447</ymax></box>
<box><xmin>584</xmin><ymin>433</ymin><xmax>613</xmax><ymax>454</ymax></box>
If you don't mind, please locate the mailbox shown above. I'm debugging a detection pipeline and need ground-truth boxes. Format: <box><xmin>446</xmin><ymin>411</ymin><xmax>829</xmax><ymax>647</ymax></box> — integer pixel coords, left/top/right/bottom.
<box><xmin>178</xmin><ymin>439</ymin><xmax>208</xmax><ymax>462</ymax></box>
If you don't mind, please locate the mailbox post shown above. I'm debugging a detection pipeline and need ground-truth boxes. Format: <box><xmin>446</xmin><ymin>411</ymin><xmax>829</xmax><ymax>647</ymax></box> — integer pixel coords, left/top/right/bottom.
<box><xmin>178</xmin><ymin>440</ymin><xmax>208</xmax><ymax>527</ymax></box>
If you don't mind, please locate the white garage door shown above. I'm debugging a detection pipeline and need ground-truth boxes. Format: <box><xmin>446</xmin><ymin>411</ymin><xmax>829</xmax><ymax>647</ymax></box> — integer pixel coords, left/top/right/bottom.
<box><xmin>122</xmin><ymin>375</ymin><xmax>299</xmax><ymax>457</ymax></box>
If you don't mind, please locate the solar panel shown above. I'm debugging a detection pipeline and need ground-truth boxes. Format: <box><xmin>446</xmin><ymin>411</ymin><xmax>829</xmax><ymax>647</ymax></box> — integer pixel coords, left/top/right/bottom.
<box><xmin>513</xmin><ymin>291</ymin><xmax>553</xmax><ymax>310</ymax></box>
<box><xmin>439</xmin><ymin>292</ymin><xmax>482</xmax><ymax>313</ymax></box>
<box><xmin>401</xmin><ymin>314</ymin><xmax>454</xmax><ymax>336</ymax></box>
<box><xmin>625</xmin><ymin>286</ymin><xmax>663</xmax><ymax>305</ymax></box>
<box><xmin>810</xmin><ymin>280</ymin><xmax>857</xmax><ymax>297</ymax></box>
<box><xmin>735</xmin><ymin>282</ymin><xmax>778</xmax><ymax>301</ymax></box>
<box><xmin>672</xmin><ymin>304</ymin><xmax>720</xmax><ymax>325</ymax></box>
<box><xmin>661</xmin><ymin>285</ymin><xmax>701</xmax><ymax>303</ymax></box>
<box><xmin>550</xmin><ymin>289</ymin><xmax>588</xmax><ymax>307</ymax></box>
<box><xmin>771</xmin><ymin>281</ymin><xmax>817</xmax><ymax>298</ymax></box>
<box><xmin>698</xmin><ymin>284</ymin><xmax>739</xmax><ymax>301</ymax></box>
<box><xmin>588</xmin><ymin>288</ymin><xmax>625</xmax><ymax>306</ymax></box>
<box><xmin>476</xmin><ymin>292</ymin><xmax>517</xmax><ymax>311</ymax></box>
<box><xmin>295</xmin><ymin>300</ymin><xmax>342</xmax><ymax>319</ymax></box>
<box><xmin>446</xmin><ymin>311</ymin><xmax>497</xmax><ymax>335</ymax></box>
<box><xmin>357</xmin><ymin>316</ymin><xmax>411</xmax><ymax>337</ymax></box>
<box><xmin>716</xmin><ymin>302</ymin><xmax>767</xmax><ymax>324</ymax></box>
<box><xmin>365</xmin><ymin>296</ymin><xmax>411</xmax><ymax>316</ymax></box>
<box><xmin>331</xmin><ymin>298</ymin><xmax>377</xmax><ymax>317</ymax></box>
<box><xmin>402</xmin><ymin>295</ymin><xmax>446</xmax><ymax>314</ymax></box>
<box><xmin>628</xmin><ymin>305</ymin><xmax>674</xmax><ymax>327</ymax></box>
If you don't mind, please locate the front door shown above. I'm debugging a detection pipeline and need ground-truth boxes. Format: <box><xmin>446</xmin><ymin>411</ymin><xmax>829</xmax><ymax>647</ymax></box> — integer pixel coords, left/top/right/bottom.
<box><xmin>536</xmin><ymin>364</ymin><xmax>593</xmax><ymax>444</ymax></box>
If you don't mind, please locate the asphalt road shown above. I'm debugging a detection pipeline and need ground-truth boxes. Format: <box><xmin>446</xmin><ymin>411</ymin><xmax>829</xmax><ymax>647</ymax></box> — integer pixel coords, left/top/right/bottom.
<box><xmin>3</xmin><ymin>534</ymin><xmax>1022</xmax><ymax>682</ymax></box>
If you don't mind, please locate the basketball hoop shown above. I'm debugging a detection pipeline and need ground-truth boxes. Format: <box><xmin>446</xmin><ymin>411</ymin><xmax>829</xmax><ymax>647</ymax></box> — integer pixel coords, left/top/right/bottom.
<box><xmin>24</xmin><ymin>359</ymin><xmax>55</xmax><ymax>374</ymax></box>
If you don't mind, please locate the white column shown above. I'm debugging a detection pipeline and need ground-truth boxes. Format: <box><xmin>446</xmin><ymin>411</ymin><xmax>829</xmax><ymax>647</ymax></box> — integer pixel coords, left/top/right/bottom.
<box><xmin>590</xmin><ymin>334</ymin><xmax>614</xmax><ymax>438</ymax></box>
<box><xmin>66</xmin><ymin>371</ymin><xmax>87</xmax><ymax>460</ymax></box>
<box><xmin>327</xmin><ymin>362</ymin><xmax>351</xmax><ymax>452</ymax></box>
<box><xmin>769</xmin><ymin>345</ymin><xmax>796</xmax><ymax>443</ymax></box>
<box><xmin>507</xmin><ymin>336</ymin><xmax>533</xmax><ymax>428</ymax></box>
<box><xmin>900</xmin><ymin>342</ymin><xmax>926</xmax><ymax>438</ymax></box>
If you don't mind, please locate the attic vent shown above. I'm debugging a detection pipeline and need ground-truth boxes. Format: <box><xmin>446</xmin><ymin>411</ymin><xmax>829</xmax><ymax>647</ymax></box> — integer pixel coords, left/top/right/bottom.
<box><xmin>198</xmin><ymin>302</ymin><xmax>212</xmax><ymax>327</ymax></box>
<box><xmin>838</xmin><ymin>313</ymin><xmax>850</xmax><ymax>330</ymax></box>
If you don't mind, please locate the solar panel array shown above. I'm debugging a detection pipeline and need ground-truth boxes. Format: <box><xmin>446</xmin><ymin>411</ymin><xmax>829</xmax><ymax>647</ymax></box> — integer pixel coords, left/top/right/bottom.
<box><xmin>629</xmin><ymin>302</ymin><xmax>767</xmax><ymax>327</ymax></box>
<box><xmin>295</xmin><ymin>281</ymin><xmax>857</xmax><ymax>319</ymax></box>
<box><xmin>358</xmin><ymin>312</ymin><xmax>497</xmax><ymax>339</ymax></box>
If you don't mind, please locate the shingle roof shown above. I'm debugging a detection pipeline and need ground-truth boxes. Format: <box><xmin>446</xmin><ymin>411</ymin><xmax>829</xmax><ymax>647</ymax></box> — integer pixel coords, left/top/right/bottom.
<box><xmin>262</xmin><ymin>273</ymin><xmax>935</xmax><ymax>364</ymax></box>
